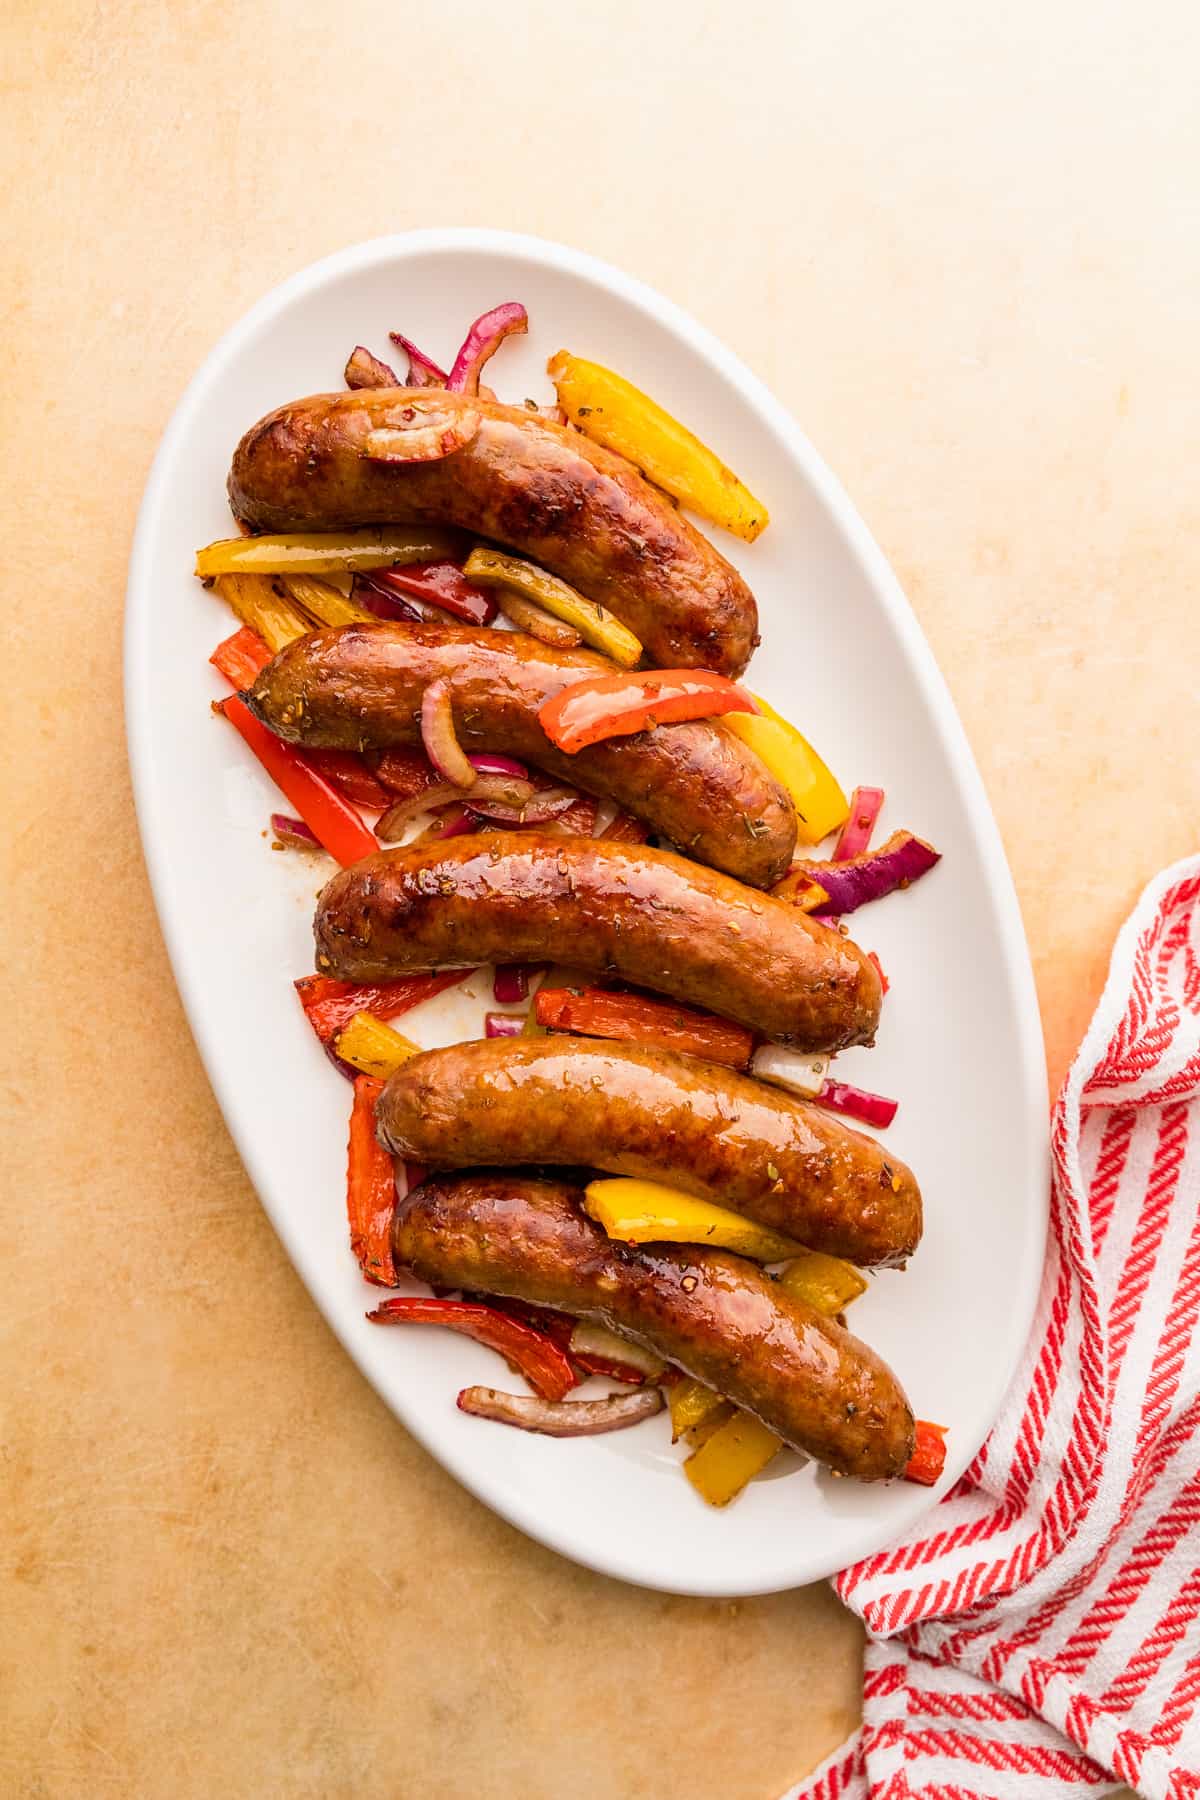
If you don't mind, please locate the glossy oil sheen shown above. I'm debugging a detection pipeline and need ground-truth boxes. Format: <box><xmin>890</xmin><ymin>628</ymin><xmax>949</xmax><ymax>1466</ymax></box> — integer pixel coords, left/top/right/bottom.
<box><xmin>125</xmin><ymin>229</ymin><xmax>1048</xmax><ymax>1595</ymax></box>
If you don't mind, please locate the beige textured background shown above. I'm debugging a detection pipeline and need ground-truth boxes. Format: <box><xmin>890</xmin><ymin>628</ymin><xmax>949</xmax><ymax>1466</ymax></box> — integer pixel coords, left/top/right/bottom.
<box><xmin>3</xmin><ymin>2</ymin><xmax>1197</xmax><ymax>1795</ymax></box>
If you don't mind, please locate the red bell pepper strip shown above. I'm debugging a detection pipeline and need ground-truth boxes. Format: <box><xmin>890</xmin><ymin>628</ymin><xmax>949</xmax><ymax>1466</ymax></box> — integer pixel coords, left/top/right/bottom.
<box><xmin>867</xmin><ymin>950</ymin><xmax>889</xmax><ymax>995</ymax></box>
<box><xmin>301</xmin><ymin>748</ymin><xmax>393</xmax><ymax>810</ymax></box>
<box><xmin>538</xmin><ymin>670</ymin><xmax>757</xmax><ymax>755</ymax></box>
<box><xmin>347</xmin><ymin>1077</ymin><xmax>398</xmax><ymax>1287</ymax></box>
<box><xmin>534</xmin><ymin>985</ymin><xmax>754</xmax><ymax>1070</ymax></box>
<box><xmin>210</xmin><ymin>625</ymin><xmax>272</xmax><ymax>689</ymax></box>
<box><xmin>294</xmin><ymin>970</ymin><xmax>470</xmax><ymax>1046</ymax></box>
<box><xmin>903</xmin><ymin>1420</ymin><xmax>948</xmax><ymax>1486</ymax></box>
<box><xmin>366</xmin><ymin>1297</ymin><xmax>578</xmax><ymax>1402</ymax></box>
<box><xmin>365</xmin><ymin>561</ymin><xmax>497</xmax><ymax>627</ymax></box>
<box><xmin>371</xmin><ymin>745</ymin><xmax>441</xmax><ymax>799</ymax></box>
<box><xmin>217</xmin><ymin>695</ymin><xmax>379</xmax><ymax>866</ymax></box>
<box><xmin>211</xmin><ymin>629</ymin><xmax>388</xmax><ymax>820</ymax></box>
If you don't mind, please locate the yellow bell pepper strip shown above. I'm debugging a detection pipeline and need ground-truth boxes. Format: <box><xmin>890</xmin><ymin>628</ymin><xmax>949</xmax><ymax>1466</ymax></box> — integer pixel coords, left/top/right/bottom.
<box><xmin>334</xmin><ymin>1011</ymin><xmax>421</xmax><ymax>1080</ymax></box>
<box><xmin>346</xmin><ymin>1076</ymin><xmax>398</xmax><ymax>1286</ymax></box>
<box><xmin>547</xmin><ymin>351</ymin><xmax>769</xmax><ymax>542</ymax></box>
<box><xmin>680</xmin><ymin>1240</ymin><xmax>866</xmax><ymax>1506</ymax></box>
<box><xmin>534</xmin><ymin>985</ymin><xmax>754</xmax><ymax>1070</ymax></box>
<box><xmin>540</xmin><ymin>670</ymin><xmax>756</xmax><ymax>755</ymax></box>
<box><xmin>904</xmin><ymin>1420</ymin><xmax>949</xmax><ymax>1486</ymax></box>
<box><xmin>777</xmin><ymin>1249</ymin><xmax>868</xmax><ymax>1315</ymax></box>
<box><xmin>462</xmin><ymin>546</ymin><xmax>643</xmax><ymax>667</ymax></box>
<box><xmin>195</xmin><ymin>527</ymin><xmax>464</xmax><ymax>579</ymax></box>
<box><xmin>583</xmin><ymin>1178</ymin><xmax>807</xmax><ymax>1263</ymax></box>
<box><xmin>684</xmin><ymin>1412</ymin><xmax>784</xmax><ymax>1506</ymax></box>
<box><xmin>723</xmin><ymin>704</ymin><xmax>849</xmax><ymax>847</ymax></box>
<box><xmin>684</xmin><ymin>1404</ymin><xmax>737</xmax><ymax>1451</ymax></box>
<box><xmin>218</xmin><ymin>696</ymin><xmax>379</xmax><ymax>867</ymax></box>
<box><xmin>668</xmin><ymin>1378</ymin><xmax>728</xmax><ymax>1443</ymax></box>
<box><xmin>211</xmin><ymin>572</ymin><xmax>311</xmax><ymax>654</ymax></box>
<box><xmin>279</xmin><ymin>572</ymin><xmax>378</xmax><ymax>631</ymax></box>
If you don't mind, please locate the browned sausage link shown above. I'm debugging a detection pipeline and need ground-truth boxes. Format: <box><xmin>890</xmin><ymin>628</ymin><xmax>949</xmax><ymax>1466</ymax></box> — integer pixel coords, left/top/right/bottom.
<box><xmin>229</xmin><ymin>389</ymin><xmax>759</xmax><ymax>676</ymax></box>
<box><xmin>378</xmin><ymin>1038</ymin><xmax>919</xmax><ymax>1267</ymax></box>
<box><xmin>244</xmin><ymin>621</ymin><xmax>795</xmax><ymax>888</ymax></box>
<box><xmin>316</xmin><ymin>834</ymin><xmax>882</xmax><ymax>1051</ymax></box>
<box><xmin>393</xmin><ymin>1173</ymin><xmax>915</xmax><ymax>1480</ymax></box>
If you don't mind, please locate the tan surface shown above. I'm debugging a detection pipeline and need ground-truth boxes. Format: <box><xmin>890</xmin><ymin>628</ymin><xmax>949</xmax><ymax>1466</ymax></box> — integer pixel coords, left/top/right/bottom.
<box><xmin>3</xmin><ymin>0</ymin><xmax>1195</xmax><ymax>1794</ymax></box>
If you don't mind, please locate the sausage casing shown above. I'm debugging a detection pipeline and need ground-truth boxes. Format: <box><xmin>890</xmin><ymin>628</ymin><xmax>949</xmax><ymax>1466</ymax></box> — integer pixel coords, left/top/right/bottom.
<box><xmin>315</xmin><ymin>834</ymin><xmax>883</xmax><ymax>1051</ymax></box>
<box><xmin>244</xmin><ymin>620</ymin><xmax>796</xmax><ymax>887</ymax></box>
<box><xmin>377</xmin><ymin>1038</ymin><xmax>920</xmax><ymax>1266</ymax></box>
<box><xmin>393</xmin><ymin>1172</ymin><xmax>915</xmax><ymax>1480</ymax></box>
<box><xmin>228</xmin><ymin>388</ymin><xmax>758</xmax><ymax>675</ymax></box>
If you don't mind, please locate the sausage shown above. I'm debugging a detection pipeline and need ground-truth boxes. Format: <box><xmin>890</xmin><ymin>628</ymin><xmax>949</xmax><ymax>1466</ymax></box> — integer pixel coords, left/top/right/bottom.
<box><xmin>244</xmin><ymin>620</ymin><xmax>796</xmax><ymax>888</ymax></box>
<box><xmin>228</xmin><ymin>388</ymin><xmax>758</xmax><ymax>676</ymax></box>
<box><xmin>315</xmin><ymin>834</ymin><xmax>883</xmax><ymax>1051</ymax></box>
<box><xmin>377</xmin><ymin>1038</ymin><xmax>920</xmax><ymax>1266</ymax></box>
<box><xmin>393</xmin><ymin>1172</ymin><xmax>916</xmax><ymax>1480</ymax></box>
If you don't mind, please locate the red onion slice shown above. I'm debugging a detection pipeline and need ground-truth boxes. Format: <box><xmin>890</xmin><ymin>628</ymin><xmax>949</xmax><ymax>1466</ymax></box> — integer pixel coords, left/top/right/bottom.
<box><xmin>805</xmin><ymin>832</ymin><xmax>941</xmax><ymax>917</ymax></box>
<box><xmin>817</xmin><ymin>1080</ymin><xmax>899</xmax><ymax>1129</ymax></box>
<box><xmin>467</xmin><ymin>786</ymin><xmax>580</xmax><ymax>825</ymax></box>
<box><xmin>468</xmin><ymin>752</ymin><xmax>530</xmax><ymax>781</ymax></box>
<box><xmin>832</xmin><ymin>786</ymin><xmax>885</xmax><ymax>861</ymax></box>
<box><xmin>345</xmin><ymin>345</ymin><xmax>401</xmax><ymax>389</ymax></box>
<box><xmin>456</xmin><ymin>1384</ymin><xmax>663</xmax><ymax>1436</ymax></box>
<box><xmin>270</xmin><ymin>812</ymin><xmax>323</xmax><ymax>851</ymax></box>
<box><xmin>352</xmin><ymin>572</ymin><xmax>426</xmax><ymax>622</ymax></box>
<box><xmin>388</xmin><ymin>331</ymin><xmax>448</xmax><ymax>387</ymax></box>
<box><xmin>493</xmin><ymin>964</ymin><xmax>536</xmax><ymax>1004</ymax></box>
<box><xmin>363</xmin><ymin>401</ymin><xmax>480</xmax><ymax>463</ymax></box>
<box><xmin>409</xmin><ymin>804</ymin><xmax>477</xmax><ymax>845</ymax></box>
<box><xmin>484</xmin><ymin>1012</ymin><xmax>526</xmax><ymax>1038</ymax></box>
<box><xmin>376</xmin><ymin>776</ymin><xmax>533</xmax><ymax>842</ymax></box>
<box><xmin>421</xmin><ymin>678</ymin><xmax>476</xmax><ymax>788</ymax></box>
<box><xmin>750</xmin><ymin>1045</ymin><xmax>831</xmax><ymax>1099</ymax></box>
<box><xmin>446</xmin><ymin>302</ymin><xmax>528</xmax><ymax>394</ymax></box>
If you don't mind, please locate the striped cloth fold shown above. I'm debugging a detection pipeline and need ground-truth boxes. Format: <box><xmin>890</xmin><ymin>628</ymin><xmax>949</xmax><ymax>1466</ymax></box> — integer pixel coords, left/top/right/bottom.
<box><xmin>787</xmin><ymin>853</ymin><xmax>1200</xmax><ymax>1800</ymax></box>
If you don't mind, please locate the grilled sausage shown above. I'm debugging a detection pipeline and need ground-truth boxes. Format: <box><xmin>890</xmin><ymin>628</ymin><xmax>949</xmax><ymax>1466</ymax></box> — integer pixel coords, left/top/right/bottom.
<box><xmin>244</xmin><ymin>620</ymin><xmax>795</xmax><ymax>887</ymax></box>
<box><xmin>393</xmin><ymin>1172</ymin><xmax>915</xmax><ymax>1479</ymax></box>
<box><xmin>228</xmin><ymin>388</ymin><xmax>758</xmax><ymax>675</ymax></box>
<box><xmin>378</xmin><ymin>1038</ymin><xmax>920</xmax><ymax>1266</ymax></box>
<box><xmin>315</xmin><ymin>834</ymin><xmax>882</xmax><ymax>1051</ymax></box>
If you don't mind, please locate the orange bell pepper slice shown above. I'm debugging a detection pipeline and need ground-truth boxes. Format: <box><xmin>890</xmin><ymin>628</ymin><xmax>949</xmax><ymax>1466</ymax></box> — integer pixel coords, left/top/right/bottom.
<box><xmin>539</xmin><ymin>670</ymin><xmax>756</xmax><ymax>755</ymax></box>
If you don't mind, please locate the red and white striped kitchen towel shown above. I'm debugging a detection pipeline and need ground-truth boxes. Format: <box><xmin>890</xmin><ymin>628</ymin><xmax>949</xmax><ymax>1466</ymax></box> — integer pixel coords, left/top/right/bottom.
<box><xmin>787</xmin><ymin>853</ymin><xmax>1200</xmax><ymax>1800</ymax></box>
